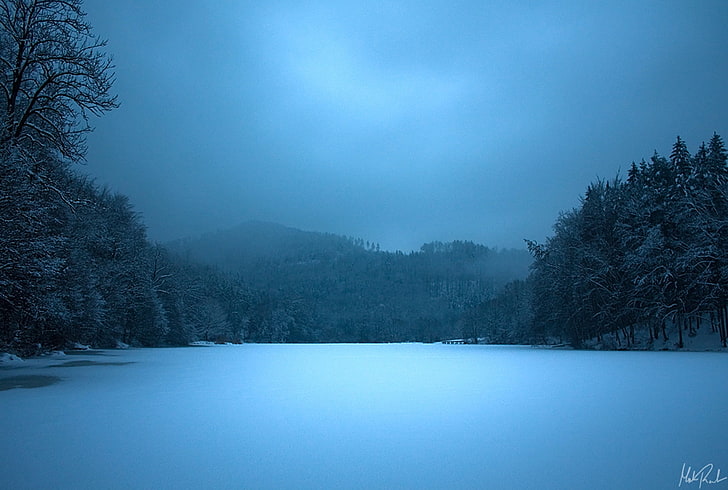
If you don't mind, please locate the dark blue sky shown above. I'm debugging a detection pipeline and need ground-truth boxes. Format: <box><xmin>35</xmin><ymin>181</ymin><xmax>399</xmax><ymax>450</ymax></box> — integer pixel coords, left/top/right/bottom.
<box><xmin>81</xmin><ymin>0</ymin><xmax>728</xmax><ymax>251</ymax></box>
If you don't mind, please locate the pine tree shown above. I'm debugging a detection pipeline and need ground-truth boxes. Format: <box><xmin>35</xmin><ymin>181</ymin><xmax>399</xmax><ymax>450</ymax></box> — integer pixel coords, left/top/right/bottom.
<box><xmin>707</xmin><ymin>132</ymin><xmax>728</xmax><ymax>181</ymax></box>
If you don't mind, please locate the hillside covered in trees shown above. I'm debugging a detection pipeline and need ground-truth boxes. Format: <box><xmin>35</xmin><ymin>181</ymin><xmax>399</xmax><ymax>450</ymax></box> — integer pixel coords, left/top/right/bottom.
<box><xmin>168</xmin><ymin>222</ymin><xmax>532</xmax><ymax>344</ymax></box>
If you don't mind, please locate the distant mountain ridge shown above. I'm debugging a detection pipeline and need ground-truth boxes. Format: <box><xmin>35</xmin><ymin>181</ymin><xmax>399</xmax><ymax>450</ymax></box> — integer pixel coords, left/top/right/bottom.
<box><xmin>166</xmin><ymin>221</ymin><xmax>368</xmax><ymax>270</ymax></box>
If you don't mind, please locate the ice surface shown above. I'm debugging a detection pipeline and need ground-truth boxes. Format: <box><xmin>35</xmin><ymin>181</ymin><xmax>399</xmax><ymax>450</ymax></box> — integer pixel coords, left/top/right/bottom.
<box><xmin>1</xmin><ymin>344</ymin><xmax>727</xmax><ymax>489</ymax></box>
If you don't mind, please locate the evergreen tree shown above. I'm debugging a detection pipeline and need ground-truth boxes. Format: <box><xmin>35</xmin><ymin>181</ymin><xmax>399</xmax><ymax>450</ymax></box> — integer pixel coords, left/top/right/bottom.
<box><xmin>530</xmin><ymin>133</ymin><xmax>728</xmax><ymax>349</ymax></box>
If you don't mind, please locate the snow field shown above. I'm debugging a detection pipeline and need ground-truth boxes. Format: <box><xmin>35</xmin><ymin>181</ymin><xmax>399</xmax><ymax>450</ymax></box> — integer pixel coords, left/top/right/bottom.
<box><xmin>1</xmin><ymin>344</ymin><xmax>727</xmax><ymax>489</ymax></box>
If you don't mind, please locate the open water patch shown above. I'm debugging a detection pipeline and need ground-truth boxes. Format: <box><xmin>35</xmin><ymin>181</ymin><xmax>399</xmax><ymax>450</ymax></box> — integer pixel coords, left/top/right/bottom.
<box><xmin>62</xmin><ymin>350</ymin><xmax>108</xmax><ymax>356</ymax></box>
<box><xmin>0</xmin><ymin>375</ymin><xmax>61</xmax><ymax>391</ymax></box>
<box><xmin>48</xmin><ymin>360</ymin><xmax>135</xmax><ymax>368</ymax></box>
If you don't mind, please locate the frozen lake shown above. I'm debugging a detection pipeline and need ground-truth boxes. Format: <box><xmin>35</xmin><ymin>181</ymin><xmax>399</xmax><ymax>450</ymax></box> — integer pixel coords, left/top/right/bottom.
<box><xmin>1</xmin><ymin>344</ymin><xmax>727</xmax><ymax>489</ymax></box>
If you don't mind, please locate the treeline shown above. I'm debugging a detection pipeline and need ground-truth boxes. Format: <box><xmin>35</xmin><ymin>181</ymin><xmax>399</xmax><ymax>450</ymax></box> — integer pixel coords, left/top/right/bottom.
<box><xmin>461</xmin><ymin>278</ymin><xmax>534</xmax><ymax>344</ymax></box>
<box><xmin>170</xmin><ymin>225</ymin><xmax>532</xmax><ymax>344</ymax></box>
<box><xmin>1</xmin><ymin>160</ymin><xmax>315</xmax><ymax>354</ymax></box>
<box><xmin>3</xmin><ymin>170</ymin><xmax>167</xmax><ymax>353</ymax></box>
<box><xmin>1</xmin><ymin>136</ymin><xmax>260</xmax><ymax>353</ymax></box>
<box><xmin>0</xmin><ymin>0</ymin><xmax>247</xmax><ymax>355</ymax></box>
<box><xmin>526</xmin><ymin>133</ymin><xmax>728</xmax><ymax>348</ymax></box>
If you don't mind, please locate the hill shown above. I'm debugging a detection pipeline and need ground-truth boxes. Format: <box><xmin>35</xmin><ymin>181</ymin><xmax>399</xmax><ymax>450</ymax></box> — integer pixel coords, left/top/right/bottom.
<box><xmin>166</xmin><ymin>222</ymin><xmax>532</xmax><ymax>342</ymax></box>
<box><xmin>168</xmin><ymin>221</ymin><xmax>365</xmax><ymax>269</ymax></box>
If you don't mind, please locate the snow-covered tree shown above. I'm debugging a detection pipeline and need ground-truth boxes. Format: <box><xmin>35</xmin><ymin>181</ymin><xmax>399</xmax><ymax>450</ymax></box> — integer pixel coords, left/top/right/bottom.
<box><xmin>529</xmin><ymin>133</ymin><xmax>728</xmax><ymax>348</ymax></box>
<box><xmin>0</xmin><ymin>0</ymin><xmax>117</xmax><ymax>163</ymax></box>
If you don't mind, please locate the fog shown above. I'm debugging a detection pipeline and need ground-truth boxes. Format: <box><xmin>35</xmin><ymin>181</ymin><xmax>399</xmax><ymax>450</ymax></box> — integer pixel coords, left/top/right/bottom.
<box><xmin>81</xmin><ymin>1</ymin><xmax>728</xmax><ymax>251</ymax></box>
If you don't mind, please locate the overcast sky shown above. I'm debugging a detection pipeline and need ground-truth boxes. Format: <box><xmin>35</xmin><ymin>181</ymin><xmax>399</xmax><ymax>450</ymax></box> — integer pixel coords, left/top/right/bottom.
<box><xmin>80</xmin><ymin>0</ymin><xmax>728</xmax><ymax>251</ymax></box>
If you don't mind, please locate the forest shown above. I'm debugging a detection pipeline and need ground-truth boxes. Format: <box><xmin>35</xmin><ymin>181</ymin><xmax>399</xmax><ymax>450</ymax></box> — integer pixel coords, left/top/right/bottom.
<box><xmin>0</xmin><ymin>0</ymin><xmax>531</xmax><ymax>354</ymax></box>
<box><xmin>168</xmin><ymin>222</ymin><xmax>532</xmax><ymax>345</ymax></box>
<box><xmin>2</xmin><ymin>0</ymin><xmax>727</xmax><ymax>356</ymax></box>
<box><xmin>0</xmin><ymin>0</ymin><xmax>533</xmax><ymax>356</ymax></box>
<box><xmin>527</xmin><ymin>134</ymin><xmax>728</xmax><ymax>349</ymax></box>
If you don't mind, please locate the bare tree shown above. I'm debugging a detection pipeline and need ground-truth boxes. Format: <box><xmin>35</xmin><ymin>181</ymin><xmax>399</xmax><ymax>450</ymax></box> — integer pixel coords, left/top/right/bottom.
<box><xmin>0</xmin><ymin>0</ymin><xmax>117</xmax><ymax>164</ymax></box>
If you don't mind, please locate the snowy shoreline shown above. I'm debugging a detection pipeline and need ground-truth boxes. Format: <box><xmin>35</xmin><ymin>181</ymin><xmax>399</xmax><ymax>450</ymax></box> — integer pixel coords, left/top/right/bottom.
<box><xmin>3</xmin><ymin>328</ymin><xmax>727</xmax><ymax>367</ymax></box>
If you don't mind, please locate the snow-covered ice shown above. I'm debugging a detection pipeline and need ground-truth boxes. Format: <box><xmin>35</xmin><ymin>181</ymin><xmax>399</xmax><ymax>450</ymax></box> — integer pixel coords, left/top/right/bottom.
<box><xmin>1</xmin><ymin>352</ymin><xmax>23</xmax><ymax>365</ymax></box>
<box><xmin>1</xmin><ymin>344</ymin><xmax>727</xmax><ymax>489</ymax></box>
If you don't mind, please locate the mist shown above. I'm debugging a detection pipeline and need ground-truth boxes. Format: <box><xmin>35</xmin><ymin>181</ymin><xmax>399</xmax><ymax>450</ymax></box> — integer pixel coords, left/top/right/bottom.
<box><xmin>80</xmin><ymin>0</ymin><xmax>728</xmax><ymax>251</ymax></box>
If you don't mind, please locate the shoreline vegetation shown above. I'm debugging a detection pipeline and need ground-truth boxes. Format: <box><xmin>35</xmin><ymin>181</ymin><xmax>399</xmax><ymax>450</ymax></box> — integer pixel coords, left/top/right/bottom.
<box><xmin>527</xmin><ymin>134</ymin><xmax>728</xmax><ymax>351</ymax></box>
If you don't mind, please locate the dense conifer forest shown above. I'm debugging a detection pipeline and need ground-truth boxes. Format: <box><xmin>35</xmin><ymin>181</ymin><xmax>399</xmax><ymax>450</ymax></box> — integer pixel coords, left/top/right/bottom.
<box><xmin>527</xmin><ymin>134</ymin><xmax>728</xmax><ymax>349</ymax></box>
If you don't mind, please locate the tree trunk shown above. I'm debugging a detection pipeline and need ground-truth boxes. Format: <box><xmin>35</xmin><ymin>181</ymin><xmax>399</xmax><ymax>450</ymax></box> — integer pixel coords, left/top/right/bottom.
<box><xmin>677</xmin><ymin>313</ymin><xmax>684</xmax><ymax>348</ymax></box>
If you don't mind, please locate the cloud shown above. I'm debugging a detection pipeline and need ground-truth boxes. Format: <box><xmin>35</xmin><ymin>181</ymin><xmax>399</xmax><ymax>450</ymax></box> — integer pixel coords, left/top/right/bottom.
<box><xmin>260</xmin><ymin>6</ymin><xmax>469</xmax><ymax>126</ymax></box>
<box><xmin>82</xmin><ymin>0</ymin><xmax>728</xmax><ymax>252</ymax></box>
